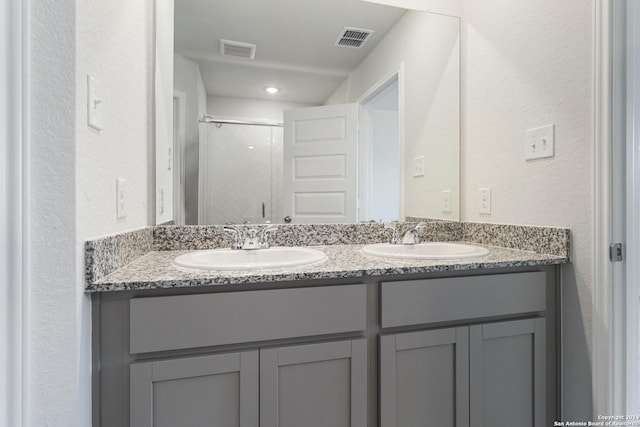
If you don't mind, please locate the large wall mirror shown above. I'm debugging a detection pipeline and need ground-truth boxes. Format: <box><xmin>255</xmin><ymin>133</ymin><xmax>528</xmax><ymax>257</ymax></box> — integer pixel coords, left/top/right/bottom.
<box><xmin>155</xmin><ymin>0</ymin><xmax>460</xmax><ymax>225</ymax></box>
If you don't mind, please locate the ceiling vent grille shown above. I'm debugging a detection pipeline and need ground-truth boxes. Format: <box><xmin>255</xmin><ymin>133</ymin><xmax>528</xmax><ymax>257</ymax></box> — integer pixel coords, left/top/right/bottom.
<box><xmin>334</xmin><ymin>27</ymin><xmax>374</xmax><ymax>49</ymax></box>
<box><xmin>220</xmin><ymin>39</ymin><xmax>256</xmax><ymax>60</ymax></box>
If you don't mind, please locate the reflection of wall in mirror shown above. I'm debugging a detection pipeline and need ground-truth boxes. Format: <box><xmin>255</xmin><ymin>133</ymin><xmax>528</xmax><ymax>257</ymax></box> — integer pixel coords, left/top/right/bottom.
<box><xmin>326</xmin><ymin>11</ymin><xmax>460</xmax><ymax>221</ymax></box>
<box><xmin>156</xmin><ymin>0</ymin><xmax>175</xmax><ymax>224</ymax></box>
<box><xmin>174</xmin><ymin>53</ymin><xmax>207</xmax><ymax>225</ymax></box>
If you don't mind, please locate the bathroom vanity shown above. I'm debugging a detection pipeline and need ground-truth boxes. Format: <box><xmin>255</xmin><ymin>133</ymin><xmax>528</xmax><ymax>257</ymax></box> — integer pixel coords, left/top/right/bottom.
<box><xmin>87</xmin><ymin>223</ymin><xmax>569</xmax><ymax>427</ymax></box>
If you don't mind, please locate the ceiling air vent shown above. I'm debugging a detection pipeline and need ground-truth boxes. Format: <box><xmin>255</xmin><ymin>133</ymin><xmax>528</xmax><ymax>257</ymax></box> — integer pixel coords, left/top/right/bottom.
<box><xmin>334</xmin><ymin>27</ymin><xmax>374</xmax><ymax>49</ymax></box>
<box><xmin>219</xmin><ymin>39</ymin><xmax>256</xmax><ymax>60</ymax></box>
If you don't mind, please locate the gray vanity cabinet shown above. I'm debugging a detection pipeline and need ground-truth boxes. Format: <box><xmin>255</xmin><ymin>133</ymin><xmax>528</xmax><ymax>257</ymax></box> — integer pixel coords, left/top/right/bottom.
<box><xmin>380</xmin><ymin>327</ymin><xmax>470</xmax><ymax>427</ymax></box>
<box><xmin>129</xmin><ymin>350</ymin><xmax>259</xmax><ymax>427</ymax></box>
<box><xmin>380</xmin><ymin>319</ymin><xmax>546</xmax><ymax>427</ymax></box>
<box><xmin>260</xmin><ymin>339</ymin><xmax>368</xmax><ymax>427</ymax></box>
<box><xmin>121</xmin><ymin>284</ymin><xmax>368</xmax><ymax>427</ymax></box>
<box><xmin>469</xmin><ymin>318</ymin><xmax>546</xmax><ymax>427</ymax></box>
<box><xmin>94</xmin><ymin>269</ymin><xmax>558</xmax><ymax>427</ymax></box>
<box><xmin>379</xmin><ymin>272</ymin><xmax>550</xmax><ymax>427</ymax></box>
<box><xmin>129</xmin><ymin>339</ymin><xmax>367</xmax><ymax>427</ymax></box>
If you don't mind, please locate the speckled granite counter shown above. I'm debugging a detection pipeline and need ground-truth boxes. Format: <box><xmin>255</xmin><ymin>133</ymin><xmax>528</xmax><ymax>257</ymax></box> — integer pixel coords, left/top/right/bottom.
<box><xmin>86</xmin><ymin>241</ymin><xmax>568</xmax><ymax>292</ymax></box>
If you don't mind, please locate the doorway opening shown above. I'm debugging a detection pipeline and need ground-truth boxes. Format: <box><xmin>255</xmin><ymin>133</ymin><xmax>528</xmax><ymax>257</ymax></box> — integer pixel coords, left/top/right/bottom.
<box><xmin>358</xmin><ymin>72</ymin><xmax>402</xmax><ymax>222</ymax></box>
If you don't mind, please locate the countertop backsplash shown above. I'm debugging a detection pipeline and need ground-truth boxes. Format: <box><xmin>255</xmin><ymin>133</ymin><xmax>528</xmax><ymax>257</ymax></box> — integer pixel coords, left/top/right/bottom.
<box><xmin>85</xmin><ymin>221</ymin><xmax>570</xmax><ymax>289</ymax></box>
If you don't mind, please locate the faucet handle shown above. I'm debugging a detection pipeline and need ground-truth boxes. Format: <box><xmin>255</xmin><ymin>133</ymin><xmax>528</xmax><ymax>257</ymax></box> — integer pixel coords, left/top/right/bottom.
<box><xmin>259</xmin><ymin>224</ymin><xmax>278</xmax><ymax>248</ymax></box>
<box><xmin>223</xmin><ymin>225</ymin><xmax>243</xmax><ymax>250</ymax></box>
<box><xmin>383</xmin><ymin>222</ymin><xmax>402</xmax><ymax>244</ymax></box>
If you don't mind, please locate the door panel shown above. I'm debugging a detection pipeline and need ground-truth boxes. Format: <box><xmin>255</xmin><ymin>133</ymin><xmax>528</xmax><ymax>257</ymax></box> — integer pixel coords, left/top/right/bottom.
<box><xmin>130</xmin><ymin>351</ymin><xmax>259</xmax><ymax>427</ymax></box>
<box><xmin>380</xmin><ymin>327</ymin><xmax>469</xmax><ymax>427</ymax></box>
<box><xmin>260</xmin><ymin>339</ymin><xmax>367</xmax><ymax>427</ymax></box>
<box><xmin>283</xmin><ymin>104</ymin><xmax>358</xmax><ymax>223</ymax></box>
<box><xmin>469</xmin><ymin>318</ymin><xmax>546</xmax><ymax>427</ymax></box>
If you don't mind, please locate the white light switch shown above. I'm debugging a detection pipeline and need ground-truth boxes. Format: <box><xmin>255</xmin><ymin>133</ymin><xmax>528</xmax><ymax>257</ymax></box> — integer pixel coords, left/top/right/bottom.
<box><xmin>479</xmin><ymin>187</ymin><xmax>491</xmax><ymax>215</ymax></box>
<box><xmin>117</xmin><ymin>178</ymin><xmax>127</xmax><ymax>219</ymax></box>
<box><xmin>442</xmin><ymin>190</ymin><xmax>452</xmax><ymax>213</ymax></box>
<box><xmin>87</xmin><ymin>75</ymin><xmax>104</xmax><ymax>131</ymax></box>
<box><xmin>525</xmin><ymin>124</ymin><xmax>554</xmax><ymax>160</ymax></box>
<box><xmin>413</xmin><ymin>156</ymin><xmax>425</xmax><ymax>177</ymax></box>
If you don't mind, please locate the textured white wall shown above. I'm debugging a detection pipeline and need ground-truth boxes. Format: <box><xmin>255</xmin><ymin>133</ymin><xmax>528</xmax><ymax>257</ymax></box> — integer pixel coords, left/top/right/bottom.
<box><xmin>26</xmin><ymin>0</ymin><xmax>153</xmax><ymax>425</ymax></box>
<box><xmin>461</xmin><ymin>0</ymin><xmax>593</xmax><ymax>418</ymax></box>
<box><xmin>76</xmin><ymin>0</ymin><xmax>152</xmax><ymax>237</ymax></box>
<box><xmin>28</xmin><ymin>0</ymin><xmax>85</xmax><ymax>425</ymax></box>
<box><xmin>327</xmin><ymin>11</ymin><xmax>461</xmax><ymax>220</ymax></box>
<box><xmin>174</xmin><ymin>53</ymin><xmax>207</xmax><ymax>224</ymax></box>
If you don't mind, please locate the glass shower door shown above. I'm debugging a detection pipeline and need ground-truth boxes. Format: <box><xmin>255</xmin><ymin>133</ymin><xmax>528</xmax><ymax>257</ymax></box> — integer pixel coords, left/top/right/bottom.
<box><xmin>200</xmin><ymin>123</ymin><xmax>282</xmax><ymax>224</ymax></box>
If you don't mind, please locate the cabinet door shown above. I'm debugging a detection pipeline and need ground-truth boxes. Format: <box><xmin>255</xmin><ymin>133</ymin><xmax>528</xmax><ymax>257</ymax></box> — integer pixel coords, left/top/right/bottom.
<box><xmin>380</xmin><ymin>327</ymin><xmax>470</xmax><ymax>427</ymax></box>
<box><xmin>469</xmin><ymin>318</ymin><xmax>546</xmax><ymax>427</ymax></box>
<box><xmin>130</xmin><ymin>350</ymin><xmax>259</xmax><ymax>427</ymax></box>
<box><xmin>260</xmin><ymin>339</ymin><xmax>367</xmax><ymax>427</ymax></box>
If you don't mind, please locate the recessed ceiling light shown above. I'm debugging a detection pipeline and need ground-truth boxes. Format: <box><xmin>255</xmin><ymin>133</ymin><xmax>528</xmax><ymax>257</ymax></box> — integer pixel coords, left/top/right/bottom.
<box><xmin>264</xmin><ymin>86</ymin><xmax>280</xmax><ymax>94</ymax></box>
<box><xmin>248</xmin><ymin>146</ymin><xmax>255</xmax><ymax>150</ymax></box>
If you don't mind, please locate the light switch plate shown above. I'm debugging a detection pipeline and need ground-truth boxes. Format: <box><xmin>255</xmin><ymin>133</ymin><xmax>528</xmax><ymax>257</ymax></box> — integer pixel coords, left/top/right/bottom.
<box><xmin>442</xmin><ymin>190</ymin><xmax>452</xmax><ymax>213</ymax></box>
<box><xmin>525</xmin><ymin>124</ymin><xmax>554</xmax><ymax>160</ymax></box>
<box><xmin>87</xmin><ymin>75</ymin><xmax>104</xmax><ymax>131</ymax></box>
<box><xmin>479</xmin><ymin>187</ymin><xmax>491</xmax><ymax>215</ymax></box>
<box><xmin>116</xmin><ymin>178</ymin><xmax>127</xmax><ymax>219</ymax></box>
<box><xmin>413</xmin><ymin>156</ymin><xmax>425</xmax><ymax>177</ymax></box>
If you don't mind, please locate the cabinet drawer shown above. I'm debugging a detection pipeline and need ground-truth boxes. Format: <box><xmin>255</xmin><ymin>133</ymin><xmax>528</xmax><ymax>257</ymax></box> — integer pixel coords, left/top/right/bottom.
<box><xmin>130</xmin><ymin>284</ymin><xmax>367</xmax><ymax>354</ymax></box>
<box><xmin>381</xmin><ymin>272</ymin><xmax>545</xmax><ymax>328</ymax></box>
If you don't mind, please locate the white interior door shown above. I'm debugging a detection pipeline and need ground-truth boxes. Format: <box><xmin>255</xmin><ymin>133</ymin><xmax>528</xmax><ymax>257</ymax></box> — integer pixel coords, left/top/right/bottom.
<box><xmin>283</xmin><ymin>104</ymin><xmax>358</xmax><ymax>224</ymax></box>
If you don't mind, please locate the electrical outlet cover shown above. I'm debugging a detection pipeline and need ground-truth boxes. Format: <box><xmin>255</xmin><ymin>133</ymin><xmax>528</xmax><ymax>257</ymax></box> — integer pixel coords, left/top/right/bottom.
<box><xmin>413</xmin><ymin>156</ymin><xmax>425</xmax><ymax>177</ymax></box>
<box><xmin>442</xmin><ymin>190</ymin><xmax>452</xmax><ymax>213</ymax></box>
<box><xmin>117</xmin><ymin>178</ymin><xmax>127</xmax><ymax>219</ymax></box>
<box><xmin>479</xmin><ymin>187</ymin><xmax>491</xmax><ymax>215</ymax></box>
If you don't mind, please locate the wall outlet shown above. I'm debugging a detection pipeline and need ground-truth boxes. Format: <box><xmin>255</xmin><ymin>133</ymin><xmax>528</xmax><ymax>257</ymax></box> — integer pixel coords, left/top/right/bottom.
<box><xmin>525</xmin><ymin>124</ymin><xmax>554</xmax><ymax>160</ymax></box>
<box><xmin>479</xmin><ymin>187</ymin><xmax>491</xmax><ymax>215</ymax></box>
<box><xmin>442</xmin><ymin>190</ymin><xmax>452</xmax><ymax>213</ymax></box>
<box><xmin>413</xmin><ymin>156</ymin><xmax>425</xmax><ymax>177</ymax></box>
<box><xmin>116</xmin><ymin>178</ymin><xmax>127</xmax><ymax>219</ymax></box>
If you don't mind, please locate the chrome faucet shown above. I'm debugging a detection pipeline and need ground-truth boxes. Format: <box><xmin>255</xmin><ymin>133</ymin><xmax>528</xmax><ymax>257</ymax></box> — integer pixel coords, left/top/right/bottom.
<box><xmin>401</xmin><ymin>223</ymin><xmax>426</xmax><ymax>245</ymax></box>
<box><xmin>223</xmin><ymin>225</ymin><xmax>278</xmax><ymax>250</ymax></box>
<box><xmin>241</xmin><ymin>228</ymin><xmax>262</xmax><ymax>250</ymax></box>
<box><xmin>384</xmin><ymin>222</ymin><xmax>426</xmax><ymax>245</ymax></box>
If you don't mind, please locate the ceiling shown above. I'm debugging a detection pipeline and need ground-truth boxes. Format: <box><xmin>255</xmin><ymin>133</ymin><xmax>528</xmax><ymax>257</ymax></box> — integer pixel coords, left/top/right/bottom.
<box><xmin>174</xmin><ymin>0</ymin><xmax>406</xmax><ymax>104</ymax></box>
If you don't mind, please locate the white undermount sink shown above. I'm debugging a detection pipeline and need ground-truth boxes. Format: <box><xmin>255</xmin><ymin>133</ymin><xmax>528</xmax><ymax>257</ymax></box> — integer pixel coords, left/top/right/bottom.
<box><xmin>361</xmin><ymin>242</ymin><xmax>490</xmax><ymax>260</ymax></box>
<box><xmin>173</xmin><ymin>247</ymin><xmax>328</xmax><ymax>272</ymax></box>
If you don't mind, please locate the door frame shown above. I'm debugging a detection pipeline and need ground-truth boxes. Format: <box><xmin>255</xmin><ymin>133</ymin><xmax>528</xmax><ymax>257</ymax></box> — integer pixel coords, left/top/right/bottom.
<box><xmin>623</xmin><ymin>0</ymin><xmax>640</xmax><ymax>412</ymax></box>
<box><xmin>357</xmin><ymin>64</ymin><xmax>405</xmax><ymax>221</ymax></box>
<box><xmin>1</xmin><ymin>0</ymin><xmax>27</xmax><ymax>425</ymax></box>
<box><xmin>593</xmin><ymin>0</ymin><xmax>640</xmax><ymax>416</ymax></box>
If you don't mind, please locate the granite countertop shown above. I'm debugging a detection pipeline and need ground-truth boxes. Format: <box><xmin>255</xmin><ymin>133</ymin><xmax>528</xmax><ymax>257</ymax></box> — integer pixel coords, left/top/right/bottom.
<box><xmin>86</xmin><ymin>242</ymin><xmax>567</xmax><ymax>292</ymax></box>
